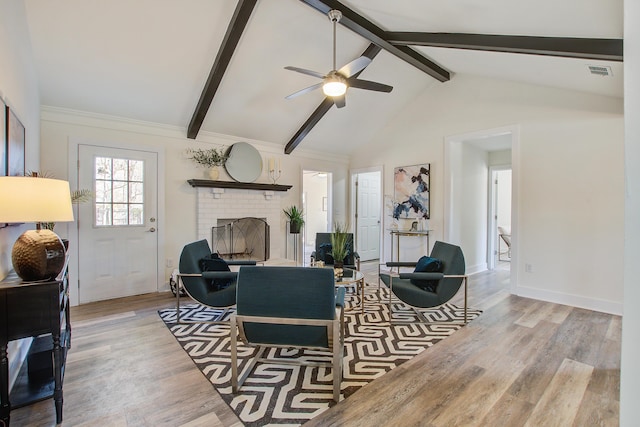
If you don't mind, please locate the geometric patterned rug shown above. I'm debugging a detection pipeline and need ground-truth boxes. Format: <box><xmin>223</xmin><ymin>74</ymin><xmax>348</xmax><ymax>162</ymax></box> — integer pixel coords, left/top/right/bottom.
<box><xmin>158</xmin><ymin>282</ymin><xmax>481</xmax><ymax>426</ymax></box>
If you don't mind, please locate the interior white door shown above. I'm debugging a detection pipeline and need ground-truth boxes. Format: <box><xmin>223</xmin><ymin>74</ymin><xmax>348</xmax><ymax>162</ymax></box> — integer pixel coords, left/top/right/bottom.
<box><xmin>77</xmin><ymin>144</ymin><xmax>159</xmax><ymax>303</ymax></box>
<box><xmin>356</xmin><ymin>171</ymin><xmax>381</xmax><ymax>261</ymax></box>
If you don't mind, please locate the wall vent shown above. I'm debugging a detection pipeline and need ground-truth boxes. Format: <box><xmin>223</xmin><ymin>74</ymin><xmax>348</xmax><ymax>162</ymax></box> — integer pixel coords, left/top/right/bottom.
<box><xmin>588</xmin><ymin>65</ymin><xmax>613</xmax><ymax>77</ymax></box>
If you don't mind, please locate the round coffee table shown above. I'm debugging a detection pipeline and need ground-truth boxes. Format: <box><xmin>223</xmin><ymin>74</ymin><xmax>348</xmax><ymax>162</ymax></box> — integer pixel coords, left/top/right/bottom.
<box><xmin>335</xmin><ymin>268</ymin><xmax>365</xmax><ymax>313</ymax></box>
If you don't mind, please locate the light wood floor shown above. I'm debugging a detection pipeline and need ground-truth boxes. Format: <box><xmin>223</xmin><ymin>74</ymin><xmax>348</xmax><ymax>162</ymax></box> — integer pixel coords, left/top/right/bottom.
<box><xmin>11</xmin><ymin>262</ymin><xmax>619</xmax><ymax>426</ymax></box>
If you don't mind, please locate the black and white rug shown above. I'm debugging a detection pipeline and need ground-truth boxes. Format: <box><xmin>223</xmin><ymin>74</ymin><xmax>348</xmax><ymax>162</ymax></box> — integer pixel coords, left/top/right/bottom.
<box><xmin>158</xmin><ymin>283</ymin><xmax>481</xmax><ymax>426</ymax></box>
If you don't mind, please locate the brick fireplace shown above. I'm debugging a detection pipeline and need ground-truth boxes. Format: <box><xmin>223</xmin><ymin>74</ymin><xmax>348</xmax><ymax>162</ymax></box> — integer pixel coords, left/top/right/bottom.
<box><xmin>196</xmin><ymin>187</ymin><xmax>283</xmax><ymax>259</ymax></box>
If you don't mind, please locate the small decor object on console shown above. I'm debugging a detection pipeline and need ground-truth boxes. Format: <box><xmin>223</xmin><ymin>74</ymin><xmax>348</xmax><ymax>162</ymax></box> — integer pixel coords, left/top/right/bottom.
<box><xmin>0</xmin><ymin>176</ymin><xmax>74</xmax><ymax>281</ymax></box>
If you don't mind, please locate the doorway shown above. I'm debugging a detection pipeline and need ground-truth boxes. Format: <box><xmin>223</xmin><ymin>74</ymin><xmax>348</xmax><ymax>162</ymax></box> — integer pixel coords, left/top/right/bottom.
<box><xmin>444</xmin><ymin>125</ymin><xmax>517</xmax><ymax>285</ymax></box>
<box><xmin>76</xmin><ymin>144</ymin><xmax>161</xmax><ymax>303</ymax></box>
<box><xmin>302</xmin><ymin>170</ymin><xmax>331</xmax><ymax>265</ymax></box>
<box><xmin>488</xmin><ymin>167</ymin><xmax>512</xmax><ymax>270</ymax></box>
<box><xmin>351</xmin><ymin>168</ymin><xmax>382</xmax><ymax>262</ymax></box>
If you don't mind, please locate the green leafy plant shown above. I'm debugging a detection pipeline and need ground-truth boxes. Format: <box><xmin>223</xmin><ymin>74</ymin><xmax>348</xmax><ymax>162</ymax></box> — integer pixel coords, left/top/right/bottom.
<box><xmin>330</xmin><ymin>221</ymin><xmax>350</xmax><ymax>264</ymax></box>
<box><xmin>283</xmin><ymin>205</ymin><xmax>304</xmax><ymax>232</ymax></box>
<box><xmin>186</xmin><ymin>147</ymin><xmax>229</xmax><ymax>167</ymax></box>
<box><xmin>27</xmin><ymin>171</ymin><xmax>93</xmax><ymax>230</ymax></box>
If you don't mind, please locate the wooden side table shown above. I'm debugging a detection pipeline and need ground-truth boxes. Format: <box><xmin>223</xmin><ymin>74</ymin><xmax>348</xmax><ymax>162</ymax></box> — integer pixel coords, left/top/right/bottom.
<box><xmin>0</xmin><ymin>262</ymin><xmax>70</xmax><ymax>426</ymax></box>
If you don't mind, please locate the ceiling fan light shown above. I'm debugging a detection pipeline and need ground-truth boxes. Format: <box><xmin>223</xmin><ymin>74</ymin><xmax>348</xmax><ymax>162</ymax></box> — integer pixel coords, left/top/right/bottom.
<box><xmin>323</xmin><ymin>81</ymin><xmax>347</xmax><ymax>97</ymax></box>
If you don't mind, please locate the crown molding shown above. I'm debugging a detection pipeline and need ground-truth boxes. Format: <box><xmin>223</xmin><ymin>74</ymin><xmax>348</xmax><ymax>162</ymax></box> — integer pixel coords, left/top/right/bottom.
<box><xmin>40</xmin><ymin>105</ymin><xmax>348</xmax><ymax>164</ymax></box>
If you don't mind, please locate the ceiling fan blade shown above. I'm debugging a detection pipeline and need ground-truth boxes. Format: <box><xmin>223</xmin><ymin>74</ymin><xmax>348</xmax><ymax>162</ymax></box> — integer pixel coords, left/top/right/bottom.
<box><xmin>348</xmin><ymin>78</ymin><xmax>393</xmax><ymax>93</ymax></box>
<box><xmin>284</xmin><ymin>66</ymin><xmax>326</xmax><ymax>80</ymax></box>
<box><xmin>333</xmin><ymin>94</ymin><xmax>346</xmax><ymax>108</ymax></box>
<box><xmin>285</xmin><ymin>82</ymin><xmax>323</xmax><ymax>99</ymax></box>
<box><xmin>338</xmin><ymin>56</ymin><xmax>372</xmax><ymax>78</ymax></box>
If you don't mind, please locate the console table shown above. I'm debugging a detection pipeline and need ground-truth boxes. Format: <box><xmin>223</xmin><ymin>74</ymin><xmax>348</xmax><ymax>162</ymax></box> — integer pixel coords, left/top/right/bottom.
<box><xmin>0</xmin><ymin>261</ymin><xmax>70</xmax><ymax>426</ymax></box>
<box><xmin>389</xmin><ymin>229</ymin><xmax>431</xmax><ymax>267</ymax></box>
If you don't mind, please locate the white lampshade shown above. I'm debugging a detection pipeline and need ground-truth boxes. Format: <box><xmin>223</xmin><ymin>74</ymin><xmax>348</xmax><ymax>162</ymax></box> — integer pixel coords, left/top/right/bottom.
<box><xmin>0</xmin><ymin>176</ymin><xmax>74</xmax><ymax>223</ymax></box>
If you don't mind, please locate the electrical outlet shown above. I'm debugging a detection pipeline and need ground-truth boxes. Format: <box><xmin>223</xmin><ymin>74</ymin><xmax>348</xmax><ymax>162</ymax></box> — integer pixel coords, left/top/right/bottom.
<box><xmin>166</xmin><ymin>259</ymin><xmax>174</xmax><ymax>268</ymax></box>
<box><xmin>525</xmin><ymin>263</ymin><xmax>534</xmax><ymax>273</ymax></box>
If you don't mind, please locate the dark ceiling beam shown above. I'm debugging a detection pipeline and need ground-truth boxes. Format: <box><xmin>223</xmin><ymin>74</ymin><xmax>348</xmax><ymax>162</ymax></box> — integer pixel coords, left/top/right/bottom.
<box><xmin>187</xmin><ymin>0</ymin><xmax>258</xmax><ymax>139</ymax></box>
<box><xmin>298</xmin><ymin>0</ymin><xmax>450</xmax><ymax>82</ymax></box>
<box><xmin>386</xmin><ymin>32</ymin><xmax>624</xmax><ymax>62</ymax></box>
<box><xmin>284</xmin><ymin>44</ymin><xmax>381</xmax><ymax>154</ymax></box>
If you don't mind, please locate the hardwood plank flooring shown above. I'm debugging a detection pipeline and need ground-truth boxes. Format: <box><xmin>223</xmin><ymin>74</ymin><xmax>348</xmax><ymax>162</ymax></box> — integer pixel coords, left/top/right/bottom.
<box><xmin>10</xmin><ymin>262</ymin><xmax>619</xmax><ymax>426</ymax></box>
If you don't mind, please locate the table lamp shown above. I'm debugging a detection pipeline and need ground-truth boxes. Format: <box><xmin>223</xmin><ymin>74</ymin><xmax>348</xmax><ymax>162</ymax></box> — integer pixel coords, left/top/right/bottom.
<box><xmin>0</xmin><ymin>176</ymin><xmax>74</xmax><ymax>281</ymax></box>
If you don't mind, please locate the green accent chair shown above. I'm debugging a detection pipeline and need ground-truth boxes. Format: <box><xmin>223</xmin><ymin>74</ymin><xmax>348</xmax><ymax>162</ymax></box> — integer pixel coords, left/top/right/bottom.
<box><xmin>379</xmin><ymin>241</ymin><xmax>469</xmax><ymax>324</ymax></box>
<box><xmin>310</xmin><ymin>232</ymin><xmax>360</xmax><ymax>270</ymax></box>
<box><xmin>177</xmin><ymin>239</ymin><xmax>256</xmax><ymax>323</ymax></box>
<box><xmin>231</xmin><ymin>266</ymin><xmax>346</xmax><ymax>402</ymax></box>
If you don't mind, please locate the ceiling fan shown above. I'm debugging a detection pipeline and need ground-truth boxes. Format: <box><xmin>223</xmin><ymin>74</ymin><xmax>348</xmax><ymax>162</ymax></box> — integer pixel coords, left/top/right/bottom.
<box><xmin>284</xmin><ymin>9</ymin><xmax>393</xmax><ymax>108</ymax></box>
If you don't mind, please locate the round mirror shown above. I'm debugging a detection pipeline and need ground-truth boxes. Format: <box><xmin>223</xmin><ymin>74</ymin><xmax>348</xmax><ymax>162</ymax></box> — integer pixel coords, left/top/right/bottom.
<box><xmin>225</xmin><ymin>142</ymin><xmax>262</xmax><ymax>183</ymax></box>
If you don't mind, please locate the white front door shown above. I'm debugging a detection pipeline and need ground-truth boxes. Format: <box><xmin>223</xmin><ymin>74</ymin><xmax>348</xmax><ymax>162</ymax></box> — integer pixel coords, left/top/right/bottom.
<box><xmin>77</xmin><ymin>144</ymin><xmax>159</xmax><ymax>303</ymax></box>
<box><xmin>356</xmin><ymin>171</ymin><xmax>381</xmax><ymax>261</ymax></box>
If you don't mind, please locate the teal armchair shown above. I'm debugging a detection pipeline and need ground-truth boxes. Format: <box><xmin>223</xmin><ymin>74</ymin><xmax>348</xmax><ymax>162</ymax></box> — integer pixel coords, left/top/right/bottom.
<box><xmin>230</xmin><ymin>266</ymin><xmax>345</xmax><ymax>402</ymax></box>
<box><xmin>379</xmin><ymin>241</ymin><xmax>469</xmax><ymax>324</ymax></box>
<box><xmin>177</xmin><ymin>239</ymin><xmax>255</xmax><ymax>323</ymax></box>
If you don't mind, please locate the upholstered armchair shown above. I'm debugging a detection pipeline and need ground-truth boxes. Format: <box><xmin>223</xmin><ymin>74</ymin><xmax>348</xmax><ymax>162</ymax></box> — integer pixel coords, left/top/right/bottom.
<box><xmin>310</xmin><ymin>232</ymin><xmax>360</xmax><ymax>270</ymax></box>
<box><xmin>379</xmin><ymin>241</ymin><xmax>469</xmax><ymax>324</ymax></box>
<box><xmin>177</xmin><ymin>239</ymin><xmax>256</xmax><ymax>323</ymax></box>
<box><xmin>230</xmin><ymin>266</ymin><xmax>345</xmax><ymax>402</ymax></box>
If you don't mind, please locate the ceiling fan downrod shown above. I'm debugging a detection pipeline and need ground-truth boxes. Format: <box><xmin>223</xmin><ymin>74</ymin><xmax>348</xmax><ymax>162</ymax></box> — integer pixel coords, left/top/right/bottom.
<box><xmin>328</xmin><ymin>9</ymin><xmax>342</xmax><ymax>71</ymax></box>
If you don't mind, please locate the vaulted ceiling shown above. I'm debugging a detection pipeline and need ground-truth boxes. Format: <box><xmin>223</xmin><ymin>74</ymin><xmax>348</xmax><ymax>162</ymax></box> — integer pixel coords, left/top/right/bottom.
<box><xmin>23</xmin><ymin>0</ymin><xmax>623</xmax><ymax>156</ymax></box>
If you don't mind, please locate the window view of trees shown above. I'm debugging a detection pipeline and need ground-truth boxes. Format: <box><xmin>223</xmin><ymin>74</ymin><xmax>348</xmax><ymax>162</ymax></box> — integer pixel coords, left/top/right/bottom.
<box><xmin>95</xmin><ymin>157</ymin><xmax>144</xmax><ymax>226</ymax></box>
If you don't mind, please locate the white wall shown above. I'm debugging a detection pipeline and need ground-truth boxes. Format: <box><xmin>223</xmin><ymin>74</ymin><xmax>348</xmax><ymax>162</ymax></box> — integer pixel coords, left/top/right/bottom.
<box><xmin>459</xmin><ymin>143</ymin><xmax>489</xmax><ymax>273</ymax></box>
<box><xmin>621</xmin><ymin>0</ymin><xmax>640</xmax><ymax>422</ymax></box>
<box><xmin>0</xmin><ymin>0</ymin><xmax>42</xmax><ymax>390</ymax></box>
<box><xmin>350</xmin><ymin>74</ymin><xmax>624</xmax><ymax>315</ymax></box>
<box><xmin>38</xmin><ymin>107</ymin><xmax>349</xmax><ymax>303</ymax></box>
<box><xmin>0</xmin><ymin>0</ymin><xmax>41</xmax><ymax>278</ymax></box>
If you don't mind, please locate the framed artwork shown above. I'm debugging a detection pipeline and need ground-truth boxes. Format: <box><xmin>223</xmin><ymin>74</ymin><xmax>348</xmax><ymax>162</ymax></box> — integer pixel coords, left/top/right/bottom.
<box><xmin>0</xmin><ymin>98</ymin><xmax>5</xmax><ymax>176</ymax></box>
<box><xmin>393</xmin><ymin>163</ymin><xmax>430</xmax><ymax>219</ymax></box>
<box><xmin>6</xmin><ymin>106</ymin><xmax>25</xmax><ymax>177</ymax></box>
<box><xmin>0</xmin><ymin>99</ymin><xmax>5</xmax><ymax>228</ymax></box>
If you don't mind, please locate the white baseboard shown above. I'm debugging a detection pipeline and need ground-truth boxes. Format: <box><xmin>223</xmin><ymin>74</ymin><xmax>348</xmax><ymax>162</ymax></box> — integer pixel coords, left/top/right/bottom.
<box><xmin>466</xmin><ymin>262</ymin><xmax>487</xmax><ymax>275</ymax></box>
<box><xmin>516</xmin><ymin>285</ymin><xmax>622</xmax><ymax>316</ymax></box>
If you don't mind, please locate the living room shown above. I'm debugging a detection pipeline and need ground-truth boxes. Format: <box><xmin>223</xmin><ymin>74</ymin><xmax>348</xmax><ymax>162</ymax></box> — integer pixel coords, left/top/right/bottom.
<box><xmin>0</xmin><ymin>0</ymin><xmax>638</xmax><ymax>425</ymax></box>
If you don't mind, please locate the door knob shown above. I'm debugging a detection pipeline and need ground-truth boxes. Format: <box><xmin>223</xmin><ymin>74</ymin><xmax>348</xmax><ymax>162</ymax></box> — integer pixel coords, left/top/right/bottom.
<box><xmin>148</xmin><ymin>227</ymin><xmax>156</xmax><ymax>232</ymax></box>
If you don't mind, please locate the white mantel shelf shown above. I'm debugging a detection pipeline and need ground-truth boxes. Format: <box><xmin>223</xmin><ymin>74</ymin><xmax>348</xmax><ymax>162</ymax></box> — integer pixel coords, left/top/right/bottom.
<box><xmin>187</xmin><ymin>179</ymin><xmax>292</xmax><ymax>192</ymax></box>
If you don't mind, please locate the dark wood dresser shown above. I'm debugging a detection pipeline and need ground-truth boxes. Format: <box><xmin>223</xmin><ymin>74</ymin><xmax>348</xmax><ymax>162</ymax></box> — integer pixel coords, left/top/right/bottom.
<box><xmin>0</xmin><ymin>260</ymin><xmax>70</xmax><ymax>426</ymax></box>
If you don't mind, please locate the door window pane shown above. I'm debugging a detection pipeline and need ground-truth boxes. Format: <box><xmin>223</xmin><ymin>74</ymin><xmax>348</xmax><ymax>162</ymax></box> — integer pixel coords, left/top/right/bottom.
<box><xmin>94</xmin><ymin>157</ymin><xmax>145</xmax><ymax>227</ymax></box>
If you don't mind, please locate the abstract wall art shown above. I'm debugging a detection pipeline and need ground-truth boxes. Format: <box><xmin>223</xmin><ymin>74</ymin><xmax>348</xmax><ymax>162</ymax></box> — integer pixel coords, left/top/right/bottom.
<box><xmin>393</xmin><ymin>163</ymin><xmax>430</xmax><ymax>219</ymax></box>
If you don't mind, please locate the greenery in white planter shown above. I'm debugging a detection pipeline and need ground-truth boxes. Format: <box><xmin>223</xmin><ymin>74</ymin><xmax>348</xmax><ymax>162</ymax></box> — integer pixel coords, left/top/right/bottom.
<box><xmin>186</xmin><ymin>147</ymin><xmax>229</xmax><ymax>167</ymax></box>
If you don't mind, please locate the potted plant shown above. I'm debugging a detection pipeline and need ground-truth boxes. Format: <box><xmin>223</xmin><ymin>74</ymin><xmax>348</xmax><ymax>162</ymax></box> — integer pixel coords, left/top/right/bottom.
<box><xmin>330</xmin><ymin>221</ymin><xmax>350</xmax><ymax>269</ymax></box>
<box><xmin>186</xmin><ymin>147</ymin><xmax>229</xmax><ymax>180</ymax></box>
<box><xmin>283</xmin><ymin>205</ymin><xmax>304</xmax><ymax>234</ymax></box>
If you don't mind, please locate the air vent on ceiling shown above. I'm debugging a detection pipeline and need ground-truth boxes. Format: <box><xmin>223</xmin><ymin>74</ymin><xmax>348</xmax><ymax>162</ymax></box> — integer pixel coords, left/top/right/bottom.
<box><xmin>588</xmin><ymin>65</ymin><xmax>613</xmax><ymax>77</ymax></box>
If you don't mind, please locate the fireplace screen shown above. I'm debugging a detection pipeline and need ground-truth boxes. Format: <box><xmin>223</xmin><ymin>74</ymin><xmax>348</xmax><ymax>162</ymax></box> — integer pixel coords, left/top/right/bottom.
<box><xmin>212</xmin><ymin>217</ymin><xmax>270</xmax><ymax>261</ymax></box>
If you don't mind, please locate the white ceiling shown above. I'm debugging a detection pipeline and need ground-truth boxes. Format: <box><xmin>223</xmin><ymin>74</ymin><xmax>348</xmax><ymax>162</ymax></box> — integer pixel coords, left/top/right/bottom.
<box><xmin>23</xmin><ymin>0</ymin><xmax>623</xmax><ymax>156</ymax></box>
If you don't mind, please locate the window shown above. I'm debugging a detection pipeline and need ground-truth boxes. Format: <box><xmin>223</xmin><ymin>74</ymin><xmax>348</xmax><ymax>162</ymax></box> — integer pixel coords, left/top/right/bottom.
<box><xmin>94</xmin><ymin>157</ymin><xmax>144</xmax><ymax>226</ymax></box>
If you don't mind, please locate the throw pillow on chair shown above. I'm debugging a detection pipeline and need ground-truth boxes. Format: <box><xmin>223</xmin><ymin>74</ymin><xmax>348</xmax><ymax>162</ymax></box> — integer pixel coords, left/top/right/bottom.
<box><xmin>410</xmin><ymin>256</ymin><xmax>443</xmax><ymax>292</ymax></box>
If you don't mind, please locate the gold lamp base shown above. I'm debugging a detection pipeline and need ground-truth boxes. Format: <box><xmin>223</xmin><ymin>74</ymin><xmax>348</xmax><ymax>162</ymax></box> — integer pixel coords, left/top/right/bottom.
<box><xmin>11</xmin><ymin>229</ymin><xmax>67</xmax><ymax>281</ymax></box>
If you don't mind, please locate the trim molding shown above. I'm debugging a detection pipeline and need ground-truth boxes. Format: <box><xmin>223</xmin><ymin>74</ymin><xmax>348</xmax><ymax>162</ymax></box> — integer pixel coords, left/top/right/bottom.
<box><xmin>516</xmin><ymin>285</ymin><xmax>622</xmax><ymax>316</ymax></box>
